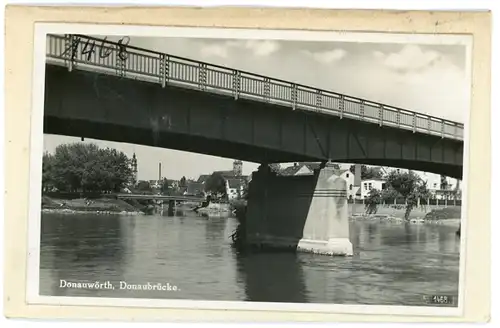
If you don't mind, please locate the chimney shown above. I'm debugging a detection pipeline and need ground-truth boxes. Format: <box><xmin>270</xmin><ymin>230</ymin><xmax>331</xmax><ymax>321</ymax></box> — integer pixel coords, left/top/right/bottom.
<box><xmin>158</xmin><ymin>163</ymin><xmax>162</xmax><ymax>181</ymax></box>
<box><xmin>354</xmin><ymin>164</ymin><xmax>362</xmax><ymax>187</ymax></box>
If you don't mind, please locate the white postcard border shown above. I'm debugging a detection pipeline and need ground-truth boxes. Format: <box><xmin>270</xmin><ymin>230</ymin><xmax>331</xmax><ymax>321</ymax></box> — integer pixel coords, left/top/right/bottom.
<box><xmin>26</xmin><ymin>22</ymin><xmax>472</xmax><ymax>317</ymax></box>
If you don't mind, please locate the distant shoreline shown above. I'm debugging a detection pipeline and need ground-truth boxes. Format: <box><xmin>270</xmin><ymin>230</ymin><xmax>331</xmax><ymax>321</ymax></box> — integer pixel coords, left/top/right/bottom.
<box><xmin>349</xmin><ymin>215</ymin><xmax>460</xmax><ymax>226</ymax></box>
<box><xmin>41</xmin><ymin>195</ymin><xmax>145</xmax><ymax>215</ymax></box>
<box><xmin>41</xmin><ymin>208</ymin><xmax>144</xmax><ymax>216</ymax></box>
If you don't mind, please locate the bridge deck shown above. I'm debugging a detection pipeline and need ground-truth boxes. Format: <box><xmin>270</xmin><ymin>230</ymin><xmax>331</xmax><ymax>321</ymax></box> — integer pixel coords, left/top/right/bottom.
<box><xmin>45</xmin><ymin>34</ymin><xmax>464</xmax><ymax>141</ymax></box>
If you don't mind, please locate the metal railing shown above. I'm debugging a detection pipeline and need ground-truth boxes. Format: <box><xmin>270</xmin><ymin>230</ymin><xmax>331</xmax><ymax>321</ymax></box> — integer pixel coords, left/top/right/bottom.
<box><xmin>45</xmin><ymin>34</ymin><xmax>464</xmax><ymax>140</ymax></box>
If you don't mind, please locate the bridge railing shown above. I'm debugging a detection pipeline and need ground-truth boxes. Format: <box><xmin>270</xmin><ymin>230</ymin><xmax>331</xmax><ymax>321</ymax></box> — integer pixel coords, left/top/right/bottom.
<box><xmin>46</xmin><ymin>34</ymin><xmax>464</xmax><ymax>141</ymax></box>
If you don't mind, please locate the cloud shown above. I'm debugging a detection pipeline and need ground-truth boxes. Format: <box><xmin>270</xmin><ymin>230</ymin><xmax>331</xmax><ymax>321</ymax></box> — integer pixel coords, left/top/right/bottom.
<box><xmin>244</xmin><ymin>40</ymin><xmax>280</xmax><ymax>56</ymax></box>
<box><xmin>200</xmin><ymin>43</ymin><xmax>229</xmax><ymax>58</ymax></box>
<box><xmin>302</xmin><ymin>49</ymin><xmax>347</xmax><ymax>64</ymax></box>
<box><xmin>199</xmin><ymin>39</ymin><xmax>280</xmax><ymax>59</ymax></box>
<box><xmin>377</xmin><ymin>45</ymin><xmax>443</xmax><ymax>72</ymax></box>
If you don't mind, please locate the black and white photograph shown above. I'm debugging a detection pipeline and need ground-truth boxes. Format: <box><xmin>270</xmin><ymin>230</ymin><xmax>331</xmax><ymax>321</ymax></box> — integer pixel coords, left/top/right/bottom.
<box><xmin>25</xmin><ymin>22</ymin><xmax>472</xmax><ymax>316</ymax></box>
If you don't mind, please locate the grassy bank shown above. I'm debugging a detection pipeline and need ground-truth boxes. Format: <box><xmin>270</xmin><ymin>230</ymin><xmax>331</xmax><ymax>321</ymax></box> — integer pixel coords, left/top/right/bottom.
<box><xmin>41</xmin><ymin>195</ymin><xmax>144</xmax><ymax>215</ymax></box>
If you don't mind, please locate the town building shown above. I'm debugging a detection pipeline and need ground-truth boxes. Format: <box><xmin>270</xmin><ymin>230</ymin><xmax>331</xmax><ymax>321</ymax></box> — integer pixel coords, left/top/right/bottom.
<box><xmin>360</xmin><ymin>179</ymin><xmax>387</xmax><ymax>198</ymax></box>
<box><xmin>184</xmin><ymin>182</ymin><xmax>205</xmax><ymax>197</ymax></box>
<box><xmin>278</xmin><ymin>162</ymin><xmax>341</xmax><ymax>176</ymax></box>
<box><xmin>226</xmin><ymin>178</ymin><xmax>245</xmax><ymax>200</ymax></box>
<box><xmin>196</xmin><ymin>160</ymin><xmax>250</xmax><ymax>199</ymax></box>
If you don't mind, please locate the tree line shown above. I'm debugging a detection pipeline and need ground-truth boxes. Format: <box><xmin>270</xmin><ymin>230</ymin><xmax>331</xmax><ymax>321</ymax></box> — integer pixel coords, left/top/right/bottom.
<box><xmin>42</xmin><ymin>143</ymin><xmax>134</xmax><ymax>193</ymax></box>
<box><xmin>364</xmin><ymin>170</ymin><xmax>460</xmax><ymax>220</ymax></box>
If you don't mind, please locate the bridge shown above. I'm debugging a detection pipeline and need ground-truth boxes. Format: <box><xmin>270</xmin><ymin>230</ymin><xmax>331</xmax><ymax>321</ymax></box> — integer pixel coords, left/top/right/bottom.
<box><xmin>114</xmin><ymin>193</ymin><xmax>204</xmax><ymax>202</ymax></box>
<box><xmin>44</xmin><ymin>34</ymin><xmax>464</xmax><ymax>179</ymax></box>
<box><xmin>44</xmin><ymin>34</ymin><xmax>465</xmax><ymax>256</ymax></box>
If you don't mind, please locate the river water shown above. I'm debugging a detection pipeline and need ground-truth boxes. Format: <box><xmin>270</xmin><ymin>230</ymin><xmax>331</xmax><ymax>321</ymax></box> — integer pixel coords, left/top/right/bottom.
<box><xmin>39</xmin><ymin>212</ymin><xmax>460</xmax><ymax>306</ymax></box>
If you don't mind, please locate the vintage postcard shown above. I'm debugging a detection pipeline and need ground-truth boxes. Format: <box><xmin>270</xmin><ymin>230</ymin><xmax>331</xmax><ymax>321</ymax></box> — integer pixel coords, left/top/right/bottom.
<box><xmin>4</xmin><ymin>6</ymin><xmax>491</xmax><ymax>323</ymax></box>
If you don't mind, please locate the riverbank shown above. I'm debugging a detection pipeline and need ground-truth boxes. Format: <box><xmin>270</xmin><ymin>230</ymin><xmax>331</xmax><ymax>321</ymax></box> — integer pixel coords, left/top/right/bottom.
<box><xmin>349</xmin><ymin>206</ymin><xmax>461</xmax><ymax>227</ymax></box>
<box><xmin>41</xmin><ymin>196</ymin><xmax>145</xmax><ymax>215</ymax></box>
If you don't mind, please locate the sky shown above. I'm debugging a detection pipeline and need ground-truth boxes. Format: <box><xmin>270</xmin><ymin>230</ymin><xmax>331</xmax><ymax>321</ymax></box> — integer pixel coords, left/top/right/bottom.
<box><xmin>44</xmin><ymin>33</ymin><xmax>469</xmax><ymax>181</ymax></box>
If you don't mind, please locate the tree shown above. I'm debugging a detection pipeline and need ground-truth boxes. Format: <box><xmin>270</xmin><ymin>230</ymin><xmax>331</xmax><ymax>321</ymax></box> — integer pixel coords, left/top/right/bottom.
<box><xmin>385</xmin><ymin>170</ymin><xmax>430</xmax><ymax>221</ymax></box>
<box><xmin>349</xmin><ymin>165</ymin><xmax>383</xmax><ymax>180</ymax></box>
<box><xmin>268</xmin><ymin>163</ymin><xmax>281</xmax><ymax>174</ymax></box>
<box><xmin>365</xmin><ymin>188</ymin><xmax>381</xmax><ymax>214</ymax></box>
<box><xmin>160</xmin><ymin>178</ymin><xmax>171</xmax><ymax>195</ymax></box>
<box><xmin>204</xmin><ymin>172</ymin><xmax>227</xmax><ymax>198</ymax></box>
<box><xmin>137</xmin><ymin>180</ymin><xmax>152</xmax><ymax>192</ymax></box>
<box><xmin>440</xmin><ymin>175</ymin><xmax>449</xmax><ymax>190</ymax></box>
<box><xmin>42</xmin><ymin>143</ymin><xmax>134</xmax><ymax>193</ymax></box>
<box><xmin>42</xmin><ymin>152</ymin><xmax>55</xmax><ymax>192</ymax></box>
<box><xmin>452</xmin><ymin>179</ymin><xmax>461</xmax><ymax>200</ymax></box>
<box><xmin>179</xmin><ymin>176</ymin><xmax>187</xmax><ymax>193</ymax></box>
<box><xmin>380</xmin><ymin>186</ymin><xmax>400</xmax><ymax>204</ymax></box>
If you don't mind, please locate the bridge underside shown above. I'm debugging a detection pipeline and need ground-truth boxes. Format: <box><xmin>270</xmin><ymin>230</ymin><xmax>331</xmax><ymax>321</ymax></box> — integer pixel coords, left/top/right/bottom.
<box><xmin>44</xmin><ymin>65</ymin><xmax>464</xmax><ymax>179</ymax></box>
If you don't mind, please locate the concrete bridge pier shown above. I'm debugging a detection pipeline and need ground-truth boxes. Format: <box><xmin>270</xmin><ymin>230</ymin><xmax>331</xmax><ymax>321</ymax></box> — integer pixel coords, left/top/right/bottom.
<box><xmin>245</xmin><ymin>164</ymin><xmax>353</xmax><ymax>256</ymax></box>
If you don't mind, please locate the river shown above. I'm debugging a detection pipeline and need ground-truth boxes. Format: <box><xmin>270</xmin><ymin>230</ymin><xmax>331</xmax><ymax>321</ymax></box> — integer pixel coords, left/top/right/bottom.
<box><xmin>39</xmin><ymin>211</ymin><xmax>460</xmax><ymax>306</ymax></box>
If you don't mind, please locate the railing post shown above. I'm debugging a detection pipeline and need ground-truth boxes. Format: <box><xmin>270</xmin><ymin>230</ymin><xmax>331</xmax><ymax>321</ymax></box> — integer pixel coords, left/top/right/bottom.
<box><xmin>116</xmin><ymin>54</ymin><xmax>126</xmax><ymax>78</ymax></box>
<box><xmin>165</xmin><ymin>55</ymin><xmax>170</xmax><ymax>84</ymax></box>
<box><xmin>396</xmin><ymin>110</ymin><xmax>401</xmax><ymax>128</ymax></box>
<box><xmin>233</xmin><ymin>70</ymin><xmax>240</xmax><ymax>100</ymax></box>
<box><xmin>441</xmin><ymin>120</ymin><xmax>445</xmax><ymax>138</ymax></box>
<box><xmin>339</xmin><ymin>95</ymin><xmax>344</xmax><ymax>119</ymax></box>
<box><xmin>360</xmin><ymin>100</ymin><xmax>365</xmax><ymax>120</ymax></box>
<box><xmin>198</xmin><ymin>63</ymin><xmax>207</xmax><ymax>90</ymax></box>
<box><xmin>160</xmin><ymin>54</ymin><xmax>166</xmax><ymax>88</ymax></box>
<box><xmin>454</xmin><ymin>123</ymin><xmax>458</xmax><ymax>139</ymax></box>
<box><xmin>263</xmin><ymin>78</ymin><xmax>270</xmax><ymax>102</ymax></box>
<box><xmin>412</xmin><ymin>113</ymin><xmax>416</xmax><ymax>133</ymax></box>
<box><xmin>291</xmin><ymin>83</ymin><xmax>297</xmax><ymax>110</ymax></box>
<box><xmin>65</xmin><ymin>34</ymin><xmax>75</xmax><ymax>72</ymax></box>
<box><xmin>427</xmin><ymin>117</ymin><xmax>431</xmax><ymax>134</ymax></box>
<box><xmin>316</xmin><ymin>90</ymin><xmax>322</xmax><ymax>111</ymax></box>
<box><xmin>379</xmin><ymin>105</ymin><xmax>383</xmax><ymax>126</ymax></box>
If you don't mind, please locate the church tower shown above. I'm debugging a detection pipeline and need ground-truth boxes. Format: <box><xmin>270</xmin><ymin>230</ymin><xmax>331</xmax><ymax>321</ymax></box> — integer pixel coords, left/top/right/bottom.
<box><xmin>131</xmin><ymin>153</ymin><xmax>138</xmax><ymax>186</ymax></box>
<box><xmin>233</xmin><ymin>160</ymin><xmax>243</xmax><ymax>177</ymax></box>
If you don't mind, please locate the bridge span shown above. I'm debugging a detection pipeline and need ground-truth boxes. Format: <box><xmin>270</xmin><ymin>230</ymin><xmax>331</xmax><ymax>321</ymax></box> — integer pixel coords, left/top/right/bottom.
<box><xmin>44</xmin><ymin>34</ymin><xmax>464</xmax><ymax>179</ymax></box>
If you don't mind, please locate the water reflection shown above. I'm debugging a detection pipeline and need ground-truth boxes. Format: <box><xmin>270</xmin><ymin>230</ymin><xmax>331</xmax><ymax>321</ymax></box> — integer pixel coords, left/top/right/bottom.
<box><xmin>235</xmin><ymin>251</ymin><xmax>308</xmax><ymax>303</ymax></box>
<box><xmin>40</xmin><ymin>213</ymin><xmax>128</xmax><ymax>297</ymax></box>
<box><xmin>39</xmin><ymin>213</ymin><xmax>460</xmax><ymax>306</ymax></box>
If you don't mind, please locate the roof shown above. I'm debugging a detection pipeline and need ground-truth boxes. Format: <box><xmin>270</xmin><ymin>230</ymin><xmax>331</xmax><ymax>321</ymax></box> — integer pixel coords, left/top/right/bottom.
<box><xmin>213</xmin><ymin>170</ymin><xmax>235</xmax><ymax>178</ymax></box>
<box><xmin>186</xmin><ymin>182</ymin><xmax>204</xmax><ymax>194</ymax></box>
<box><xmin>279</xmin><ymin>164</ymin><xmax>313</xmax><ymax>176</ymax></box>
<box><xmin>210</xmin><ymin>171</ymin><xmax>248</xmax><ymax>181</ymax></box>
<box><xmin>362</xmin><ymin>179</ymin><xmax>387</xmax><ymax>182</ymax></box>
<box><xmin>197</xmin><ymin>174</ymin><xmax>211</xmax><ymax>183</ymax></box>
<box><xmin>278</xmin><ymin>162</ymin><xmax>342</xmax><ymax>176</ymax></box>
<box><xmin>227</xmin><ymin>178</ymin><xmax>244</xmax><ymax>189</ymax></box>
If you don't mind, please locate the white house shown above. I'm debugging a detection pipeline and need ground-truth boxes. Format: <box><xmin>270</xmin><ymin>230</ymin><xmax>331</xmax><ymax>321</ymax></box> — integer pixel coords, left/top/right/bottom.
<box><xmin>338</xmin><ymin>169</ymin><xmax>358</xmax><ymax>199</ymax></box>
<box><xmin>379</xmin><ymin>167</ymin><xmax>462</xmax><ymax>199</ymax></box>
<box><xmin>361</xmin><ymin>179</ymin><xmax>387</xmax><ymax>198</ymax></box>
<box><xmin>225</xmin><ymin>178</ymin><xmax>245</xmax><ymax>200</ymax></box>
